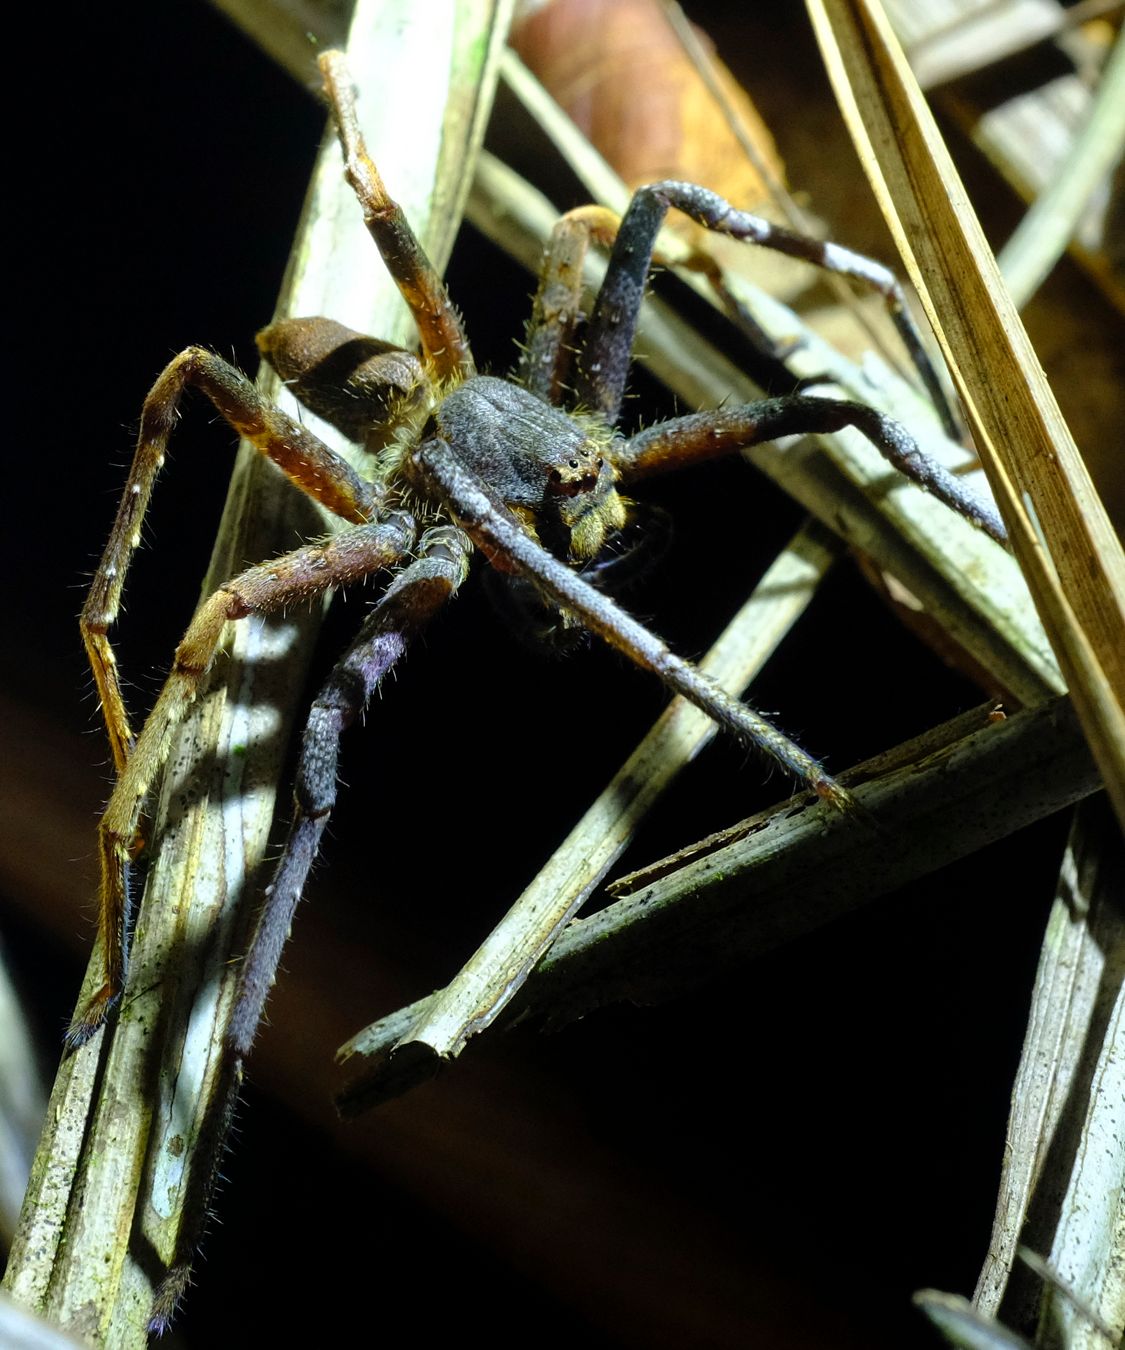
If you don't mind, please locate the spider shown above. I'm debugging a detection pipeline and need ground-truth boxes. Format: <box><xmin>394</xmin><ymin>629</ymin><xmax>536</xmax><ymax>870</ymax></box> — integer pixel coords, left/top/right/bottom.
<box><xmin>71</xmin><ymin>50</ymin><xmax>1003</xmax><ymax>1330</ymax></box>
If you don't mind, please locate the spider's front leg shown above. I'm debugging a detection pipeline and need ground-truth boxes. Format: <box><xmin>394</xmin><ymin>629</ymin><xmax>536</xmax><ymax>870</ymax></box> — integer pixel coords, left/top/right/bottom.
<box><xmin>615</xmin><ymin>397</ymin><xmax>1007</xmax><ymax>544</ymax></box>
<box><xmin>518</xmin><ymin>205</ymin><xmax>619</xmax><ymax>405</ymax></box>
<box><xmin>70</xmin><ymin>515</ymin><xmax>415</xmax><ymax>1045</ymax></box>
<box><xmin>415</xmin><ymin>438</ymin><xmax>853</xmax><ymax>809</ymax></box>
<box><xmin>319</xmin><ymin>50</ymin><xmax>474</xmax><ymax>384</ymax></box>
<box><xmin>526</xmin><ymin>191</ymin><xmax>1003</xmax><ymax>542</ymax></box>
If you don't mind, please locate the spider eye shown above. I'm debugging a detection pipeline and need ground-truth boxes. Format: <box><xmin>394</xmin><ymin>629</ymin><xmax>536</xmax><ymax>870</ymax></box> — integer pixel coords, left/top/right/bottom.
<box><xmin>547</xmin><ymin>462</ymin><xmax>598</xmax><ymax>497</ymax></box>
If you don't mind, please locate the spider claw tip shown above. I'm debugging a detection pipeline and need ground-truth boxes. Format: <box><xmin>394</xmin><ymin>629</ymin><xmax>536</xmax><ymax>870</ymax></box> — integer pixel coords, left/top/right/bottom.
<box><xmin>63</xmin><ymin>985</ymin><xmax>120</xmax><ymax>1052</ymax></box>
<box><xmin>814</xmin><ymin>776</ymin><xmax>857</xmax><ymax>813</ymax></box>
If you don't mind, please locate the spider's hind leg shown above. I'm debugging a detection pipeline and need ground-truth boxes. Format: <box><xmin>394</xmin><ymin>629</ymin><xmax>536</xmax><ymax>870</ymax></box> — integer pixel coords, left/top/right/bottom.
<box><xmin>70</xmin><ymin>516</ymin><xmax>415</xmax><ymax>1046</ymax></box>
<box><xmin>147</xmin><ymin>523</ymin><xmax>471</xmax><ymax>1334</ymax></box>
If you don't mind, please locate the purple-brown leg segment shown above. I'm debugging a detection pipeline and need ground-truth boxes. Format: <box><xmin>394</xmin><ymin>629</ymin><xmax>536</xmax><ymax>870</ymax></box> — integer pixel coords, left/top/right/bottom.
<box><xmin>414</xmin><ymin>438</ymin><xmax>853</xmax><ymax>809</ymax></box>
<box><xmin>80</xmin><ymin>346</ymin><xmax>385</xmax><ymax>777</ymax></box>
<box><xmin>319</xmin><ymin>51</ymin><xmax>475</xmax><ymax>383</ymax></box>
<box><xmin>147</xmin><ymin>523</ymin><xmax>470</xmax><ymax>1333</ymax></box>
<box><xmin>575</xmin><ymin>181</ymin><xmax>957</xmax><ymax>439</ymax></box>
<box><xmin>613</xmin><ymin>397</ymin><xmax>1007</xmax><ymax>544</ymax></box>
<box><xmin>69</xmin><ymin>515</ymin><xmax>416</xmax><ymax>1046</ymax></box>
<box><xmin>517</xmin><ymin>204</ymin><xmax>786</xmax><ymax>407</ymax></box>
<box><xmin>519</xmin><ymin>206</ymin><xmax>620</xmax><ymax>405</ymax></box>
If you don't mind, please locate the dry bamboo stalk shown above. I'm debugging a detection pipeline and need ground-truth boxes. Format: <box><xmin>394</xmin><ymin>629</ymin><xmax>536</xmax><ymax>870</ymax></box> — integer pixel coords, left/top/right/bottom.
<box><xmin>997</xmin><ymin>26</ymin><xmax>1125</xmax><ymax>307</ymax></box>
<box><xmin>3</xmin><ymin>3</ymin><xmax>512</xmax><ymax>1343</ymax></box>
<box><xmin>807</xmin><ymin>0</ymin><xmax>1125</xmax><ymax>830</ymax></box>
<box><xmin>915</xmin><ymin>1289</ymin><xmax>1034</xmax><ymax>1349</ymax></box>
<box><xmin>806</xmin><ymin>11</ymin><xmax>1125</xmax><ymax>1349</ymax></box>
<box><xmin>975</xmin><ymin>795</ymin><xmax>1125</xmax><ymax>1347</ymax></box>
<box><xmin>887</xmin><ymin>0</ymin><xmax>1124</xmax><ymax>311</ymax></box>
<box><xmin>207</xmin><ymin>0</ymin><xmax>350</xmax><ymax>80</ymax></box>
<box><xmin>0</xmin><ymin>942</ymin><xmax>45</xmax><ymax>1248</ymax></box>
<box><xmin>0</xmin><ymin>1293</ymin><xmax>89</xmax><ymax>1350</ymax></box>
<box><xmin>895</xmin><ymin>0</ymin><xmax>1107</xmax><ymax>89</ymax></box>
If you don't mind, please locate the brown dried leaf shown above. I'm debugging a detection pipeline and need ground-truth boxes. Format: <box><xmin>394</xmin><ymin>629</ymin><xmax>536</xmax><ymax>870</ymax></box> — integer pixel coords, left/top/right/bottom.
<box><xmin>510</xmin><ymin>0</ymin><xmax>784</xmax><ymax>204</ymax></box>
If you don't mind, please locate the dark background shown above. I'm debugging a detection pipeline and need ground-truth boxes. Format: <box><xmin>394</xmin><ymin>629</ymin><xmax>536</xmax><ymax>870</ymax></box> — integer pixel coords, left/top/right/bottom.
<box><xmin>3</xmin><ymin>3</ymin><xmax>1110</xmax><ymax>1346</ymax></box>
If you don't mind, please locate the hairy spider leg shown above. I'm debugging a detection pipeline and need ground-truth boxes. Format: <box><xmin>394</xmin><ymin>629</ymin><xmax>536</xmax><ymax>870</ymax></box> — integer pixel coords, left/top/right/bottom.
<box><xmin>319</xmin><ymin>51</ymin><xmax>475</xmax><ymax>383</ymax></box>
<box><xmin>415</xmin><ymin>438</ymin><xmax>853</xmax><ymax>809</ymax></box>
<box><xmin>518</xmin><ymin>204</ymin><xmax>746</xmax><ymax>406</ymax></box>
<box><xmin>519</xmin><ymin>206</ymin><xmax>620</xmax><ymax>404</ymax></box>
<box><xmin>612</xmin><ymin>396</ymin><xmax>1007</xmax><ymax>544</ymax></box>
<box><xmin>147</xmin><ymin>524</ymin><xmax>469</xmax><ymax>1333</ymax></box>
<box><xmin>534</xmin><ymin>202</ymin><xmax>788</xmax><ymax>391</ymax></box>
<box><xmin>81</xmin><ymin>348</ymin><xmax>385</xmax><ymax>777</ymax></box>
<box><xmin>70</xmin><ymin>515</ymin><xmax>416</xmax><ymax>1046</ymax></box>
<box><xmin>574</xmin><ymin>180</ymin><xmax>958</xmax><ymax>439</ymax></box>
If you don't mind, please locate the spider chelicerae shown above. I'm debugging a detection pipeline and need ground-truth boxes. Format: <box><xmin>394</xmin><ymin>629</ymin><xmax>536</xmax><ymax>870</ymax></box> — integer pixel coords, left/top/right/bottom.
<box><xmin>70</xmin><ymin>50</ymin><xmax>1003</xmax><ymax>1329</ymax></box>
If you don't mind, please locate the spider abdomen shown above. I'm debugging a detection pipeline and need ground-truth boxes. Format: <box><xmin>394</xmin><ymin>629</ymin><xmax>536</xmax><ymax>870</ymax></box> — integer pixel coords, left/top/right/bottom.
<box><xmin>257</xmin><ymin>315</ymin><xmax>428</xmax><ymax>448</ymax></box>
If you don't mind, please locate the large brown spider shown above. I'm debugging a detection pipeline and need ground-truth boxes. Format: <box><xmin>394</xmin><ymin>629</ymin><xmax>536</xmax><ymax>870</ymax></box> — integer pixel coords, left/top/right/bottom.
<box><xmin>71</xmin><ymin>51</ymin><xmax>1003</xmax><ymax>1329</ymax></box>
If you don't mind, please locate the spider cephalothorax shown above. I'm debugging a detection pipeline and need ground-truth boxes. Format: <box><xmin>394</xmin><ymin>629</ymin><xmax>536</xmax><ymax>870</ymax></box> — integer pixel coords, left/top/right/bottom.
<box><xmin>426</xmin><ymin>377</ymin><xmax>626</xmax><ymax>565</ymax></box>
<box><xmin>70</xmin><ymin>49</ymin><xmax>1004</xmax><ymax>1332</ymax></box>
<box><xmin>260</xmin><ymin>316</ymin><xmax>628</xmax><ymax>570</ymax></box>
